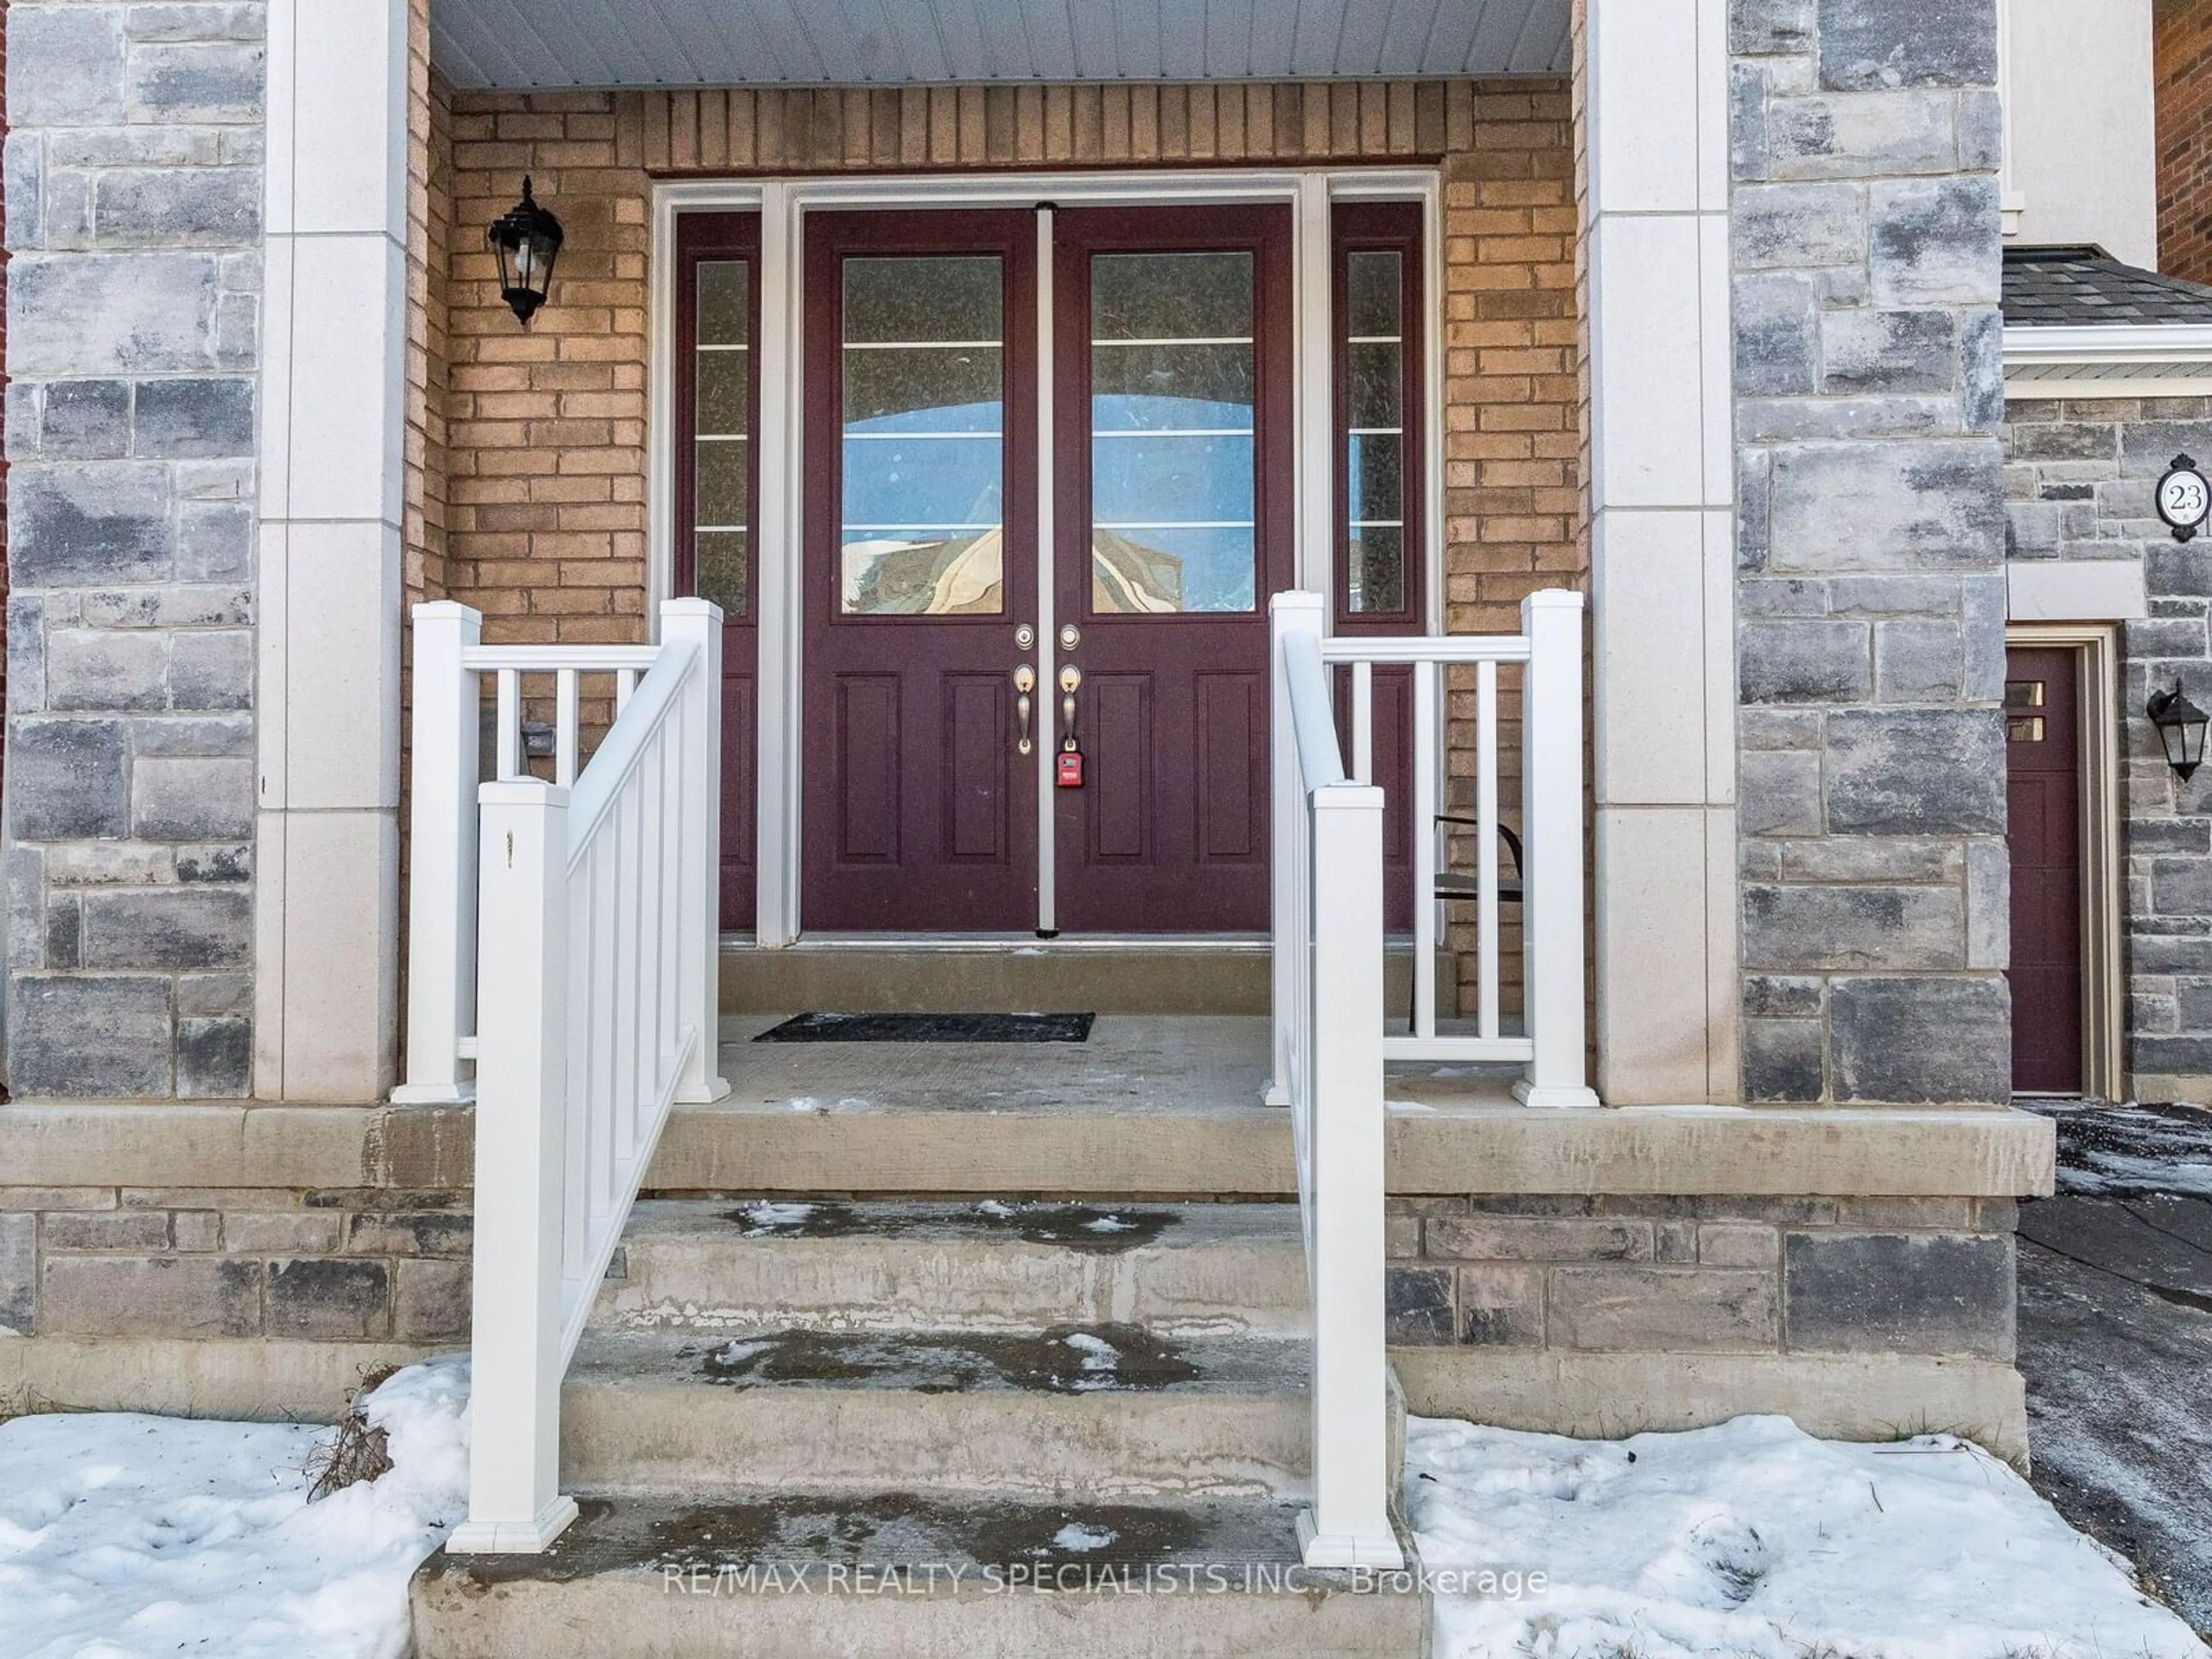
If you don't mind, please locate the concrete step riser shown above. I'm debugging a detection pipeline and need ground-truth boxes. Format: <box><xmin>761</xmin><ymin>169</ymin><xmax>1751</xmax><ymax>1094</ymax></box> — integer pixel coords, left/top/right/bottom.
<box><xmin>561</xmin><ymin>1382</ymin><xmax>1312</xmax><ymax>1502</ymax></box>
<box><xmin>599</xmin><ymin>1236</ymin><xmax>1312</xmax><ymax>1339</ymax></box>
<box><xmin>414</xmin><ymin>1576</ymin><xmax>1426</xmax><ymax>1659</ymax></box>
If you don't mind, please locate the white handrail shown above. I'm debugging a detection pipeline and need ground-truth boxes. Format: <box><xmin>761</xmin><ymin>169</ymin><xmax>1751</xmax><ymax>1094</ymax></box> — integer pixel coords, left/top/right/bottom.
<box><xmin>1268</xmin><ymin>591</ymin><xmax>1400</xmax><ymax>1571</ymax></box>
<box><xmin>1266</xmin><ymin>586</ymin><xmax>1595</xmax><ymax>1571</ymax></box>
<box><xmin>418</xmin><ymin>599</ymin><xmax>730</xmax><ymax>1555</ymax></box>
<box><xmin>397</xmin><ymin>609</ymin><xmax>702</xmax><ymax>1106</ymax></box>
<box><xmin>1274</xmin><ymin>590</ymin><xmax>1597</xmax><ymax>1090</ymax></box>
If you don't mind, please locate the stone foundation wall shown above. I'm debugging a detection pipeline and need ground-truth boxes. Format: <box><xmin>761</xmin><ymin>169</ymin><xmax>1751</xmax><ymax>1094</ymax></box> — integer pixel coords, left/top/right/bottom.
<box><xmin>2</xmin><ymin>1180</ymin><xmax>2017</xmax><ymax>1418</ymax></box>
<box><xmin>2003</xmin><ymin>392</ymin><xmax>2212</xmax><ymax>1100</ymax></box>
<box><xmin>1385</xmin><ymin>1194</ymin><xmax>2015</xmax><ymax>1359</ymax></box>
<box><xmin>0</xmin><ymin>1184</ymin><xmax>469</xmax><ymax>1348</ymax></box>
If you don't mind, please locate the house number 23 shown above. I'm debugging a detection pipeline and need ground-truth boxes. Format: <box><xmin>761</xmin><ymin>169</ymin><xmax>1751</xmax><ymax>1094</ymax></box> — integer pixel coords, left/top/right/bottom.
<box><xmin>2159</xmin><ymin>453</ymin><xmax>2211</xmax><ymax>543</ymax></box>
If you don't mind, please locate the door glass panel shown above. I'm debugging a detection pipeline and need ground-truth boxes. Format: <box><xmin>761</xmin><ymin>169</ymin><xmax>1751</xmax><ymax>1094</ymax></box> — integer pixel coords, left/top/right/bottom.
<box><xmin>1344</xmin><ymin>249</ymin><xmax>1404</xmax><ymax>615</ymax></box>
<box><xmin>840</xmin><ymin>255</ymin><xmax>1006</xmax><ymax>615</ymax></box>
<box><xmin>1090</xmin><ymin>251</ymin><xmax>1256</xmax><ymax>614</ymax></box>
<box><xmin>692</xmin><ymin>259</ymin><xmax>751</xmax><ymax>617</ymax></box>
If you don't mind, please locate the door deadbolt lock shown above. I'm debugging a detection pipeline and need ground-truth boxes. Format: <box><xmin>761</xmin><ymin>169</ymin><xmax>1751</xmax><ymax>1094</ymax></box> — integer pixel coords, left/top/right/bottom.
<box><xmin>1014</xmin><ymin>623</ymin><xmax>1036</xmax><ymax>650</ymax></box>
<box><xmin>1060</xmin><ymin>624</ymin><xmax>1081</xmax><ymax>651</ymax></box>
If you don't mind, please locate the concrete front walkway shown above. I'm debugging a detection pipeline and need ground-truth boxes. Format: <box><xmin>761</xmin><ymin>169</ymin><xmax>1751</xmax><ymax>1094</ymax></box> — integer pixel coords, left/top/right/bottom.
<box><xmin>2017</xmin><ymin>1101</ymin><xmax>2212</xmax><ymax>1635</ymax></box>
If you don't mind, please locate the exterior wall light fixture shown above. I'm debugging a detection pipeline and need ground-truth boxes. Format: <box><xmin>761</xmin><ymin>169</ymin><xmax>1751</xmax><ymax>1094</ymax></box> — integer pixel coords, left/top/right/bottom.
<box><xmin>2149</xmin><ymin>681</ymin><xmax>2209</xmax><ymax>782</ymax></box>
<box><xmin>488</xmin><ymin>176</ymin><xmax>563</xmax><ymax>326</ymax></box>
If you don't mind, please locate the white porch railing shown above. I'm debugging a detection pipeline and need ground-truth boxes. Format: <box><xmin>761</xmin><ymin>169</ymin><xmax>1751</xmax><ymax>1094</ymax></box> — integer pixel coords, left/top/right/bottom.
<box><xmin>1266</xmin><ymin>586</ymin><xmax>1592</xmax><ymax>1571</ymax></box>
<box><xmin>403</xmin><ymin>599</ymin><xmax>731</xmax><ymax>1554</ymax></box>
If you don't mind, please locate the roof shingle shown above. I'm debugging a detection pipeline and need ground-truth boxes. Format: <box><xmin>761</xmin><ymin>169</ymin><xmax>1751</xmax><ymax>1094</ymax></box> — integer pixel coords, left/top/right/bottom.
<box><xmin>2003</xmin><ymin>247</ymin><xmax>2212</xmax><ymax>327</ymax></box>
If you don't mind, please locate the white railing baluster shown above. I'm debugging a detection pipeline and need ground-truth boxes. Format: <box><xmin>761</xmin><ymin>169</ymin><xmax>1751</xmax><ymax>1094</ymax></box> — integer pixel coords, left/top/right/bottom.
<box><xmin>396</xmin><ymin>603</ymin><xmax>483</xmax><ymax>1104</ymax></box>
<box><xmin>427</xmin><ymin>600</ymin><xmax>730</xmax><ymax>1556</ymax></box>
<box><xmin>1350</xmin><ymin>660</ymin><xmax>1373</xmax><ymax>784</ymax></box>
<box><xmin>554</xmin><ymin>668</ymin><xmax>581</xmax><ymax>787</ymax></box>
<box><xmin>1477</xmin><ymin>657</ymin><xmax>1501</xmax><ymax>1042</ymax></box>
<box><xmin>495</xmin><ymin>669</ymin><xmax>521</xmax><ymax>780</ymax></box>
<box><xmin>1411</xmin><ymin>656</ymin><xmax>1438</xmax><ymax>1040</ymax></box>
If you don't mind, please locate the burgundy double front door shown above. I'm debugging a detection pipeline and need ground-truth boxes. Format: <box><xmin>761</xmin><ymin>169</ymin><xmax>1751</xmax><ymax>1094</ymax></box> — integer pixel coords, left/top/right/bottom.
<box><xmin>800</xmin><ymin>206</ymin><xmax>1294</xmax><ymax>933</ymax></box>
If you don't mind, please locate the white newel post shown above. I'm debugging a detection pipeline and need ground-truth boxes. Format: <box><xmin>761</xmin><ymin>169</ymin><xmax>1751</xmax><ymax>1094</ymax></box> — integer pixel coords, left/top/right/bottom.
<box><xmin>449</xmin><ymin>779</ymin><xmax>580</xmax><ymax>1554</ymax></box>
<box><xmin>660</xmin><ymin>600</ymin><xmax>733</xmax><ymax>1105</ymax></box>
<box><xmin>1515</xmin><ymin>590</ymin><xmax>1601</xmax><ymax>1111</ymax></box>
<box><xmin>1298</xmin><ymin>779</ymin><xmax>1402</xmax><ymax>1570</ymax></box>
<box><xmin>1267</xmin><ymin>591</ymin><xmax>1325</xmax><ymax>1107</ymax></box>
<box><xmin>394</xmin><ymin>603</ymin><xmax>483</xmax><ymax>1105</ymax></box>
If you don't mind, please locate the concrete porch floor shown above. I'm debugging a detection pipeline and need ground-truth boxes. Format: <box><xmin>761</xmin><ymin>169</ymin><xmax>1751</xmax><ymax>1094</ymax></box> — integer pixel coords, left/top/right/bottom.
<box><xmin>709</xmin><ymin>1012</ymin><xmax>1522</xmax><ymax>1119</ymax></box>
<box><xmin>635</xmin><ymin>1014</ymin><xmax>2055</xmax><ymax>1202</ymax></box>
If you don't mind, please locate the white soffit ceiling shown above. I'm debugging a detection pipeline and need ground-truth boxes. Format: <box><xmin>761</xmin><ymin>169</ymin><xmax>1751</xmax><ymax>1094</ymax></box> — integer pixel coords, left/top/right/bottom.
<box><xmin>431</xmin><ymin>0</ymin><xmax>1573</xmax><ymax>90</ymax></box>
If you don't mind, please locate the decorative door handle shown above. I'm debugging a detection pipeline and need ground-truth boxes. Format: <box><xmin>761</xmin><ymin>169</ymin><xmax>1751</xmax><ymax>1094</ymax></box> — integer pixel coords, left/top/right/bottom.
<box><xmin>1014</xmin><ymin>664</ymin><xmax>1036</xmax><ymax>755</ymax></box>
<box><xmin>1059</xmin><ymin>664</ymin><xmax>1081</xmax><ymax>751</ymax></box>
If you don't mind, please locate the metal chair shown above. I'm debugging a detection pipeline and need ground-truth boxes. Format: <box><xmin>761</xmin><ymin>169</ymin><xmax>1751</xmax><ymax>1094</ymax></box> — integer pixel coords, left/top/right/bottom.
<box><xmin>1411</xmin><ymin>817</ymin><xmax>1524</xmax><ymax>1030</ymax></box>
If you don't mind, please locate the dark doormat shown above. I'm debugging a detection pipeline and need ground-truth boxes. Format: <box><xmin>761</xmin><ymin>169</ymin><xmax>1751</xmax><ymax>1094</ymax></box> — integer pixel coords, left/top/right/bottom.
<box><xmin>755</xmin><ymin>1012</ymin><xmax>1096</xmax><ymax>1044</ymax></box>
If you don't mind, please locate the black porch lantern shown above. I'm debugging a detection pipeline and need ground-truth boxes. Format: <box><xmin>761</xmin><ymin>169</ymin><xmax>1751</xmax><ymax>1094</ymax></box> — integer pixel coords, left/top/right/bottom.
<box><xmin>488</xmin><ymin>176</ymin><xmax>563</xmax><ymax>326</ymax></box>
<box><xmin>2148</xmin><ymin>681</ymin><xmax>2210</xmax><ymax>782</ymax></box>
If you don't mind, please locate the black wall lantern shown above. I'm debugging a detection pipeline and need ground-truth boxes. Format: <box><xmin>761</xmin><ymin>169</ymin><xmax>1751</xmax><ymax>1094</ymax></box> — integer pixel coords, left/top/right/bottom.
<box><xmin>2149</xmin><ymin>681</ymin><xmax>2209</xmax><ymax>782</ymax></box>
<box><xmin>488</xmin><ymin>176</ymin><xmax>563</xmax><ymax>326</ymax></box>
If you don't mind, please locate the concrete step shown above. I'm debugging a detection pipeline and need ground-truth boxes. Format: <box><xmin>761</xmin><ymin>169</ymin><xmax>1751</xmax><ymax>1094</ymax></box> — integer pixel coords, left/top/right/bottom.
<box><xmin>648</xmin><ymin>1012</ymin><xmax>1522</xmax><ymax>1197</ymax></box>
<box><xmin>597</xmin><ymin>1198</ymin><xmax>1310</xmax><ymax>1338</ymax></box>
<box><xmin>717</xmin><ymin>941</ymin><xmax>1449</xmax><ymax>1019</ymax></box>
<box><xmin>561</xmin><ymin>1322</ymin><xmax>1312</xmax><ymax>1502</ymax></box>
<box><xmin>414</xmin><ymin>1489</ymin><xmax>1427</xmax><ymax>1659</ymax></box>
<box><xmin>720</xmin><ymin>941</ymin><xmax>1272</xmax><ymax>1016</ymax></box>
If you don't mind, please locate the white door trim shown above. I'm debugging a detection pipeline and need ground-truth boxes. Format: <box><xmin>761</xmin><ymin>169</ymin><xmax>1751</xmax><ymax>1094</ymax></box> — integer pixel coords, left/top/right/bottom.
<box><xmin>647</xmin><ymin>167</ymin><xmax>1441</xmax><ymax>946</ymax></box>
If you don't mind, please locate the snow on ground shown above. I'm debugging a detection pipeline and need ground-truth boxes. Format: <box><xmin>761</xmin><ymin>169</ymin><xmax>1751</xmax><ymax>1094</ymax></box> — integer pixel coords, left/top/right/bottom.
<box><xmin>0</xmin><ymin>1358</ymin><xmax>468</xmax><ymax>1659</ymax></box>
<box><xmin>1407</xmin><ymin>1413</ymin><xmax>2209</xmax><ymax>1659</ymax></box>
<box><xmin>2033</xmin><ymin>1099</ymin><xmax>2212</xmax><ymax>1199</ymax></box>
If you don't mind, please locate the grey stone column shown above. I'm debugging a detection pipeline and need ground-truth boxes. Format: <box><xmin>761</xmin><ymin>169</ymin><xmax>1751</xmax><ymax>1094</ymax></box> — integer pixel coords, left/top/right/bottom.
<box><xmin>1730</xmin><ymin>0</ymin><xmax>2012</xmax><ymax>1104</ymax></box>
<box><xmin>3</xmin><ymin>3</ymin><xmax>265</xmax><ymax>1095</ymax></box>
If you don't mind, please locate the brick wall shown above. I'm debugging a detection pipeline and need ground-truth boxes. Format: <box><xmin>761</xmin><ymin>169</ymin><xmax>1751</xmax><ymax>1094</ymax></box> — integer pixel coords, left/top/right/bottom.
<box><xmin>444</xmin><ymin>94</ymin><xmax>649</xmax><ymax>649</ymax></box>
<box><xmin>434</xmin><ymin>79</ymin><xmax>1580</xmax><ymax>1011</ymax></box>
<box><xmin>3</xmin><ymin>2</ymin><xmax>264</xmax><ymax>1097</ymax></box>
<box><xmin>2003</xmin><ymin>392</ymin><xmax>2212</xmax><ymax>1100</ymax></box>
<box><xmin>2158</xmin><ymin>0</ymin><xmax>2212</xmax><ymax>283</ymax></box>
<box><xmin>404</xmin><ymin>1</ymin><xmax>450</xmax><ymax>609</ymax></box>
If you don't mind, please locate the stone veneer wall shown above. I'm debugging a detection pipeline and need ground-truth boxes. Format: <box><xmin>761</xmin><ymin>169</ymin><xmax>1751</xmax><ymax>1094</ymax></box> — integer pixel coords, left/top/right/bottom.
<box><xmin>2003</xmin><ymin>392</ymin><xmax>2212</xmax><ymax>1101</ymax></box>
<box><xmin>438</xmin><ymin>79</ymin><xmax>1581</xmax><ymax>1016</ymax></box>
<box><xmin>0</xmin><ymin>1182</ymin><xmax>470</xmax><ymax>1352</ymax></box>
<box><xmin>2</xmin><ymin>0</ymin><xmax>12</xmax><ymax>751</ymax></box>
<box><xmin>3</xmin><ymin>1</ymin><xmax>264</xmax><ymax>1096</ymax></box>
<box><xmin>1385</xmin><ymin>1194</ymin><xmax>2014</xmax><ymax>1365</ymax></box>
<box><xmin>1729</xmin><ymin>0</ymin><xmax>2013</xmax><ymax>1105</ymax></box>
